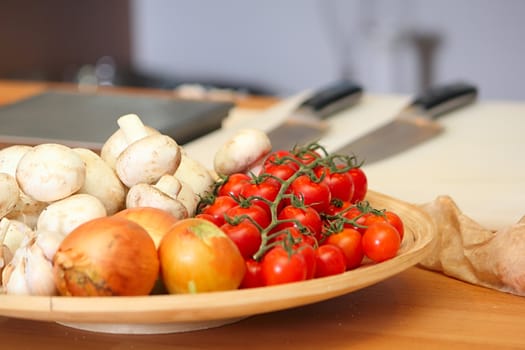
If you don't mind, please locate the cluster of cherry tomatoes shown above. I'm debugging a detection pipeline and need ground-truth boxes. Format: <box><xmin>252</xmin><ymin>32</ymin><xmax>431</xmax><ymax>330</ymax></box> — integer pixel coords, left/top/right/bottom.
<box><xmin>196</xmin><ymin>143</ymin><xmax>404</xmax><ymax>288</ymax></box>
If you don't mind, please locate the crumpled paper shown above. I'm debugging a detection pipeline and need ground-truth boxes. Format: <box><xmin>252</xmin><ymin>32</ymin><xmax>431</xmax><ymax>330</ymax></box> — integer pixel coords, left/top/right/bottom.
<box><xmin>419</xmin><ymin>195</ymin><xmax>525</xmax><ymax>297</ymax></box>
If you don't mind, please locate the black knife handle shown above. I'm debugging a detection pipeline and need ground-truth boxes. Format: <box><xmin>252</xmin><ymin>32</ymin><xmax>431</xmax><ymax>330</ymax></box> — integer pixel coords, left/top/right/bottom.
<box><xmin>411</xmin><ymin>81</ymin><xmax>478</xmax><ymax>119</ymax></box>
<box><xmin>300</xmin><ymin>80</ymin><xmax>363</xmax><ymax>119</ymax></box>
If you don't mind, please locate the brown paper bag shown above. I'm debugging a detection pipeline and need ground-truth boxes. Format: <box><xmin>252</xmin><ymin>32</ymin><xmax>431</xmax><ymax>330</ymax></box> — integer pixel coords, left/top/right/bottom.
<box><xmin>419</xmin><ymin>196</ymin><xmax>525</xmax><ymax>297</ymax></box>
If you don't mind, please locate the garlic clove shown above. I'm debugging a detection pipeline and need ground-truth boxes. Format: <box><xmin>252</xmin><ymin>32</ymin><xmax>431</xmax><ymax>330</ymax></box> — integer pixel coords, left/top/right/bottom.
<box><xmin>25</xmin><ymin>243</ymin><xmax>57</xmax><ymax>296</ymax></box>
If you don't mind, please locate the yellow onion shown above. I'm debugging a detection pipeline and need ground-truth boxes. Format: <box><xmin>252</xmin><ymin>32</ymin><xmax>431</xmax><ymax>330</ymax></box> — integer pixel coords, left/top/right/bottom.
<box><xmin>53</xmin><ymin>216</ymin><xmax>159</xmax><ymax>296</ymax></box>
<box><xmin>113</xmin><ymin>207</ymin><xmax>179</xmax><ymax>248</ymax></box>
<box><xmin>159</xmin><ymin>218</ymin><xmax>246</xmax><ymax>294</ymax></box>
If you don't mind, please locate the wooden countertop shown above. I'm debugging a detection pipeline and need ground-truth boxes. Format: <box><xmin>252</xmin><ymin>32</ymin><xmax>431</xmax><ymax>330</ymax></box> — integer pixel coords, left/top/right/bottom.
<box><xmin>1</xmin><ymin>80</ymin><xmax>524</xmax><ymax>349</ymax></box>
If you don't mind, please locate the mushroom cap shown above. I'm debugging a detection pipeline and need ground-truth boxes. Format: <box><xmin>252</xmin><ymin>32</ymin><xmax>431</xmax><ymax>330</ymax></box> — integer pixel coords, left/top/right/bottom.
<box><xmin>16</xmin><ymin>144</ymin><xmax>86</xmax><ymax>203</ymax></box>
<box><xmin>0</xmin><ymin>145</ymin><xmax>32</xmax><ymax>176</ymax></box>
<box><xmin>36</xmin><ymin>193</ymin><xmax>107</xmax><ymax>237</ymax></box>
<box><xmin>73</xmin><ymin>148</ymin><xmax>127</xmax><ymax>215</ymax></box>
<box><xmin>100</xmin><ymin>121</ymin><xmax>160</xmax><ymax>170</ymax></box>
<box><xmin>214</xmin><ymin>128</ymin><xmax>271</xmax><ymax>175</ymax></box>
<box><xmin>0</xmin><ymin>173</ymin><xmax>20</xmax><ymax>218</ymax></box>
<box><xmin>126</xmin><ymin>183</ymin><xmax>188</xmax><ymax>219</ymax></box>
<box><xmin>116</xmin><ymin>134</ymin><xmax>181</xmax><ymax>187</ymax></box>
<box><xmin>174</xmin><ymin>152</ymin><xmax>215</xmax><ymax>197</ymax></box>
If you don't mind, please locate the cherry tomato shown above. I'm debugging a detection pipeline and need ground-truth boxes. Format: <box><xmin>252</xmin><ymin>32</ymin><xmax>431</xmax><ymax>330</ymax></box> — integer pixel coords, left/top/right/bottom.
<box><xmin>274</xmin><ymin>205</ymin><xmax>323</xmax><ymax>240</ymax></box>
<box><xmin>296</xmin><ymin>242</ymin><xmax>316</xmax><ymax>279</ymax></box>
<box><xmin>261</xmin><ymin>246</ymin><xmax>307</xmax><ymax>285</ymax></box>
<box><xmin>240</xmin><ymin>179</ymin><xmax>280</xmax><ymax>217</ymax></box>
<box><xmin>224</xmin><ymin>203</ymin><xmax>271</xmax><ymax>229</ymax></box>
<box><xmin>341</xmin><ymin>205</ymin><xmax>369</xmax><ymax>232</ymax></box>
<box><xmin>315</xmin><ymin>166</ymin><xmax>354</xmax><ymax>202</ymax></box>
<box><xmin>325</xmin><ymin>199</ymin><xmax>352</xmax><ymax>217</ymax></box>
<box><xmin>194</xmin><ymin>213</ymin><xmax>222</xmax><ymax>226</ymax></box>
<box><xmin>240</xmin><ymin>259</ymin><xmax>265</xmax><ymax>289</ymax></box>
<box><xmin>218</xmin><ymin>173</ymin><xmax>251</xmax><ymax>197</ymax></box>
<box><xmin>361</xmin><ymin>222</ymin><xmax>401</xmax><ymax>262</ymax></box>
<box><xmin>288</xmin><ymin>175</ymin><xmax>331</xmax><ymax>213</ymax></box>
<box><xmin>272</xmin><ymin>226</ymin><xmax>317</xmax><ymax>247</ymax></box>
<box><xmin>314</xmin><ymin>244</ymin><xmax>347</xmax><ymax>278</ymax></box>
<box><xmin>264</xmin><ymin>150</ymin><xmax>300</xmax><ymax>171</ymax></box>
<box><xmin>325</xmin><ymin>228</ymin><xmax>364</xmax><ymax>270</ymax></box>
<box><xmin>295</xmin><ymin>149</ymin><xmax>322</xmax><ymax>165</ymax></box>
<box><xmin>261</xmin><ymin>163</ymin><xmax>297</xmax><ymax>187</ymax></box>
<box><xmin>221</xmin><ymin>220</ymin><xmax>262</xmax><ymax>259</ymax></box>
<box><xmin>348</xmin><ymin>167</ymin><xmax>368</xmax><ymax>203</ymax></box>
<box><xmin>200</xmin><ymin>196</ymin><xmax>238</xmax><ymax>226</ymax></box>
<box><xmin>363</xmin><ymin>211</ymin><xmax>405</xmax><ymax>240</ymax></box>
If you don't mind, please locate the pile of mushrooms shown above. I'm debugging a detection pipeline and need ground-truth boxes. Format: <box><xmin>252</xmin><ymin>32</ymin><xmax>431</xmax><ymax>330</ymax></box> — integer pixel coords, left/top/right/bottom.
<box><xmin>0</xmin><ymin>113</ymin><xmax>216</xmax><ymax>296</ymax></box>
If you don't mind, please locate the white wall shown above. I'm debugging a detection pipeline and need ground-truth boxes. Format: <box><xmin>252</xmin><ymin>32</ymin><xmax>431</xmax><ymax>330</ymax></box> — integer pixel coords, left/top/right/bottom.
<box><xmin>130</xmin><ymin>0</ymin><xmax>525</xmax><ymax>100</ymax></box>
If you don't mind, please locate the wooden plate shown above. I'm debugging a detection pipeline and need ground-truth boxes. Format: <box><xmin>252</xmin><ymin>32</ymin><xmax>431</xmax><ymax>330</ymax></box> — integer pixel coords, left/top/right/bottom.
<box><xmin>0</xmin><ymin>191</ymin><xmax>436</xmax><ymax>334</ymax></box>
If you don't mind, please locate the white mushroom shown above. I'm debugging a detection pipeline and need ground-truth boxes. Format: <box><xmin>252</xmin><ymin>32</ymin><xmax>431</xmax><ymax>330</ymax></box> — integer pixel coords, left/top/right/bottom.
<box><xmin>126</xmin><ymin>175</ymin><xmax>190</xmax><ymax>219</ymax></box>
<box><xmin>0</xmin><ymin>145</ymin><xmax>47</xmax><ymax>227</ymax></box>
<box><xmin>214</xmin><ymin>128</ymin><xmax>272</xmax><ymax>175</ymax></box>
<box><xmin>0</xmin><ymin>145</ymin><xmax>32</xmax><ymax>175</ymax></box>
<box><xmin>0</xmin><ymin>173</ymin><xmax>20</xmax><ymax>218</ymax></box>
<box><xmin>100</xmin><ymin>114</ymin><xmax>160</xmax><ymax>170</ymax></box>
<box><xmin>73</xmin><ymin>148</ymin><xmax>127</xmax><ymax>215</ymax></box>
<box><xmin>116</xmin><ymin>133</ymin><xmax>181</xmax><ymax>187</ymax></box>
<box><xmin>16</xmin><ymin>143</ymin><xmax>86</xmax><ymax>202</ymax></box>
<box><xmin>101</xmin><ymin>114</ymin><xmax>182</xmax><ymax>187</ymax></box>
<box><xmin>174</xmin><ymin>151</ymin><xmax>215</xmax><ymax>197</ymax></box>
<box><xmin>36</xmin><ymin>193</ymin><xmax>107</xmax><ymax>237</ymax></box>
<box><xmin>5</xmin><ymin>193</ymin><xmax>48</xmax><ymax>230</ymax></box>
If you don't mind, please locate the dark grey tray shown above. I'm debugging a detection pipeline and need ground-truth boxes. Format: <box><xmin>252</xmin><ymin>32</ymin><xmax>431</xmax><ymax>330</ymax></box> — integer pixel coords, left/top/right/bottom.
<box><xmin>0</xmin><ymin>90</ymin><xmax>233</xmax><ymax>148</ymax></box>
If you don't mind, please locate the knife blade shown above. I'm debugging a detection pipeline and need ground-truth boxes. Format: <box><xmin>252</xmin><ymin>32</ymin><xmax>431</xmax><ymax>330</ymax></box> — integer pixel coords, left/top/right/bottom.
<box><xmin>268</xmin><ymin>80</ymin><xmax>363</xmax><ymax>151</ymax></box>
<box><xmin>335</xmin><ymin>81</ymin><xmax>478</xmax><ymax>165</ymax></box>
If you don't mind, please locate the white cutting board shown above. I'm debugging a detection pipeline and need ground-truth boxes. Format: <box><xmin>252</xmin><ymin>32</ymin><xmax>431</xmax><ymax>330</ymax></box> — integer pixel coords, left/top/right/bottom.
<box><xmin>184</xmin><ymin>93</ymin><xmax>525</xmax><ymax>230</ymax></box>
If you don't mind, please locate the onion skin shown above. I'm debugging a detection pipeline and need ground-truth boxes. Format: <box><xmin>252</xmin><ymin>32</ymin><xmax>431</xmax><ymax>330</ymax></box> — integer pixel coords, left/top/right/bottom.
<box><xmin>53</xmin><ymin>216</ymin><xmax>160</xmax><ymax>296</ymax></box>
<box><xmin>113</xmin><ymin>207</ymin><xmax>179</xmax><ymax>248</ymax></box>
<box><xmin>159</xmin><ymin>218</ymin><xmax>246</xmax><ymax>294</ymax></box>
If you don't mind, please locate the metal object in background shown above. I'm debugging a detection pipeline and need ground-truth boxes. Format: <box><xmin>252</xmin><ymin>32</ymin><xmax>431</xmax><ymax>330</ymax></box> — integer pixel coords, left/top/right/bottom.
<box><xmin>335</xmin><ymin>81</ymin><xmax>478</xmax><ymax>165</ymax></box>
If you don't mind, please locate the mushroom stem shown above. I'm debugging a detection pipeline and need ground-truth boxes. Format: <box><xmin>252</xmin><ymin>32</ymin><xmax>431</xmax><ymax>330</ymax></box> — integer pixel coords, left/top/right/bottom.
<box><xmin>117</xmin><ymin>114</ymin><xmax>149</xmax><ymax>144</ymax></box>
<box><xmin>154</xmin><ymin>175</ymin><xmax>182</xmax><ymax>197</ymax></box>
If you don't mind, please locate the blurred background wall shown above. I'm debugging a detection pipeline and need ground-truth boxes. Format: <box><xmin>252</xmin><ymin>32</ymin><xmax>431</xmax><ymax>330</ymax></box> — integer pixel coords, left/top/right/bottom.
<box><xmin>2</xmin><ymin>0</ymin><xmax>524</xmax><ymax>100</ymax></box>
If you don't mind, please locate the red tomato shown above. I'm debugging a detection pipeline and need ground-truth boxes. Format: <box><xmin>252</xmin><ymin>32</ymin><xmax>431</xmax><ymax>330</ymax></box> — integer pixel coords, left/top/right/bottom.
<box><xmin>288</xmin><ymin>175</ymin><xmax>331</xmax><ymax>213</ymax></box>
<box><xmin>325</xmin><ymin>228</ymin><xmax>364</xmax><ymax>270</ymax></box>
<box><xmin>240</xmin><ymin>179</ymin><xmax>280</xmax><ymax>217</ymax></box>
<box><xmin>221</xmin><ymin>220</ymin><xmax>262</xmax><ymax>259</ymax></box>
<box><xmin>218</xmin><ymin>173</ymin><xmax>251</xmax><ymax>197</ymax></box>
<box><xmin>274</xmin><ymin>205</ymin><xmax>323</xmax><ymax>240</ymax></box>
<box><xmin>361</xmin><ymin>222</ymin><xmax>401</xmax><ymax>262</ymax></box>
<box><xmin>261</xmin><ymin>246</ymin><xmax>307</xmax><ymax>285</ymax></box>
<box><xmin>363</xmin><ymin>211</ymin><xmax>405</xmax><ymax>240</ymax></box>
<box><xmin>325</xmin><ymin>200</ymin><xmax>352</xmax><ymax>216</ymax></box>
<box><xmin>314</xmin><ymin>244</ymin><xmax>347</xmax><ymax>278</ymax></box>
<box><xmin>315</xmin><ymin>166</ymin><xmax>354</xmax><ymax>202</ymax></box>
<box><xmin>296</xmin><ymin>242</ymin><xmax>316</xmax><ymax>280</ymax></box>
<box><xmin>224</xmin><ymin>203</ymin><xmax>271</xmax><ymax>229</ymax></box>
<box><xmin>240</xmin><ymin>259</ymin><xmax>265</xmax><ymax>289</ymax></box>
<box><xmin>295</xmin><ymin>149</ymin><xmax>322</xmax><ymax>165</ymax></box>
<box><xmin>348</xmin><ymin>167</ymin><xmax>368</xmax><ymax>203</ymax></box>
<box><xmin>341</xmin><ymin>205</ymin><xmax>369</xmax><ymax>232</ymax></box>
<box><xmin>194</xmin><ymin>213</ymin><xmax>222</xmax><ymax>226</ymax></box>
<box><xmin>200</xmin><ymin>196</ymin><xmax>238</xmax><ymax>226</ymax></box>
<box><xmin>261</xmin><ymin>163</ymin><xmax>297</xmax><ymax>187</ymax></box>
<box><xmin>272</xmin><ymin>226</ymin><xmax>317</xmax><ymax>247</ymax></box>
<box><xmin>264</xmin><ymin>150</ymin><xmax>300</xmax><ymax>171</ymax></box>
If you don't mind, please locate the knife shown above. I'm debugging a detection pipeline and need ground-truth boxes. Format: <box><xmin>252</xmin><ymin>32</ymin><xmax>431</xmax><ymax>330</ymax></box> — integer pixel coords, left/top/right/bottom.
<box><xmin>268</xmin><ymin>80</ymin><xmax>363</xmax><ymax>151</ymax></box>
<box><xmin>335</xmin><ymin>81</ymin><xmax>478</xmax><ymax>165</ymax></box>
